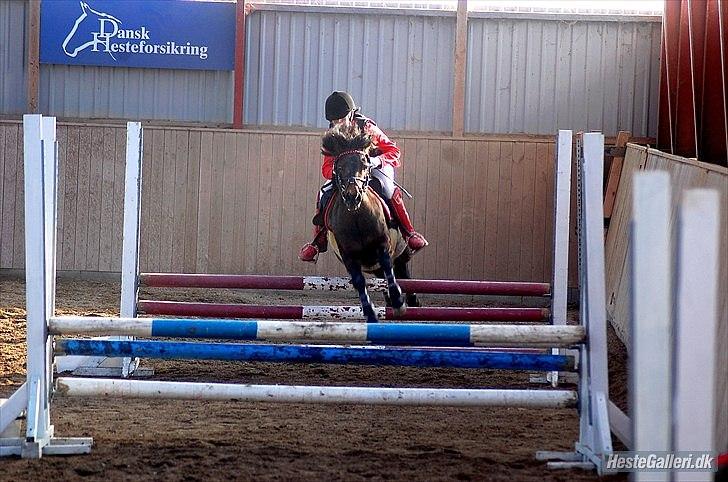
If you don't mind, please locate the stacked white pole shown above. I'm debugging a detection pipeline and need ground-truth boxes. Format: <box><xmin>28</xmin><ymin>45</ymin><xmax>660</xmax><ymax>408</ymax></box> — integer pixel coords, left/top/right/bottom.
<box><xmin>55</xmin><ymin>379</ymin><xmax>577</xmax><ymax>408</ymax></box>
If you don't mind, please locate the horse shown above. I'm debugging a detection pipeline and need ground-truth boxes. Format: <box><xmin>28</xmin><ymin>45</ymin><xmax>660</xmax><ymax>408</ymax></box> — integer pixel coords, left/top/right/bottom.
<box><xmin>321</xmin><ymin>124</ymin><xmax>419</xmax><ymax>323</ymax></box>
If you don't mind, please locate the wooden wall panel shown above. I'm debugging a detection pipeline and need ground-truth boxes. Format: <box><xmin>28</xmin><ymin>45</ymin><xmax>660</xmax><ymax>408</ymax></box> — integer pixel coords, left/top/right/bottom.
<box><xmin>0</xmin><ymin>124</ymin><xmax>6</xmax><ymax>267</ymax></box>
<box><xmin>54</xmin><ymin>125</ymin><xmax>67</xmax><ymax>271</ymax></box>
<box><xmin>1</xmin><ymin>121</ymin><xmax>574</xmax><ymax>284</ymax></box>
<box><xmin>195</xmin><ymin>131</ymin><xmax>213</xmax><ymax>273</ymax></box>
<box><xmin>73</xmin><ymin>127</ymin><xmax>91</xmax><ymax>269</ymax></box>
<box><xmin>111</xmin><ymin>128</ymin><xmax>126</xmax><ymax>272</ymax></box>
<box><xmin>1</xmin><ymin>125</ymin><xmax>20</xmax><ymax>268</ymax></box>
<box><xmin>85</xmin><ymin>127</ymin><xmax>103</xmax><ymax>271</ymax></box>
<box><xmin>11</xmin><ymin>124</ymin><xmax>23</xmax><ymax>269</ymax></box>
<box><xmin>98</xmin><ymin>127</ymin><xmax>116</xmax><ymax>272</ymax></box>
<box><xmin>482</xmin><ymin>141</ymin><xmax>499</xmax><ymax>279</ymax></box>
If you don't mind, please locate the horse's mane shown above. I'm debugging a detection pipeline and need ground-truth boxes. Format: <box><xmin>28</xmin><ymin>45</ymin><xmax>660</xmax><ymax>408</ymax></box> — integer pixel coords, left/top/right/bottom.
<box><xmin>321</xmin><ymin>124</ymin><xmax>372</xmax><ymax>156</ymax></box>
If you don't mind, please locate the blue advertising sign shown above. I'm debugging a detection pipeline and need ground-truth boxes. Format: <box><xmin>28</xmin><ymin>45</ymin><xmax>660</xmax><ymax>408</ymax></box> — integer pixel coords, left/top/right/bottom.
<box><xmin>40</xmin><ymin>0</ymin><xmax>236</xmax><ymax>71</ymax></box>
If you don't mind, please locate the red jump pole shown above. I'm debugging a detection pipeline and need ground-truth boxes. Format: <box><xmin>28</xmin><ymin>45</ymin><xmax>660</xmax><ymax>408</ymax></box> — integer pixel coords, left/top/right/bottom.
<box><xmin>141</xmin><ymin>274</ymin><xmax>305</xmax><ymax>290</ymax></box>
<box><xmin>139</xmin><ymin>273</ymin><xmax>551</xmax><ymax>297</ymax></box>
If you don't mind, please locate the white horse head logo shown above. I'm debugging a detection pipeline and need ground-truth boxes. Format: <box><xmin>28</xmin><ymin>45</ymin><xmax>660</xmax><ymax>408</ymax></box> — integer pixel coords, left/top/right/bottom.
<box><xmin>62</xmin><ymin>1</ymin><xmax>121</xmax><ymax>60</ymax></box>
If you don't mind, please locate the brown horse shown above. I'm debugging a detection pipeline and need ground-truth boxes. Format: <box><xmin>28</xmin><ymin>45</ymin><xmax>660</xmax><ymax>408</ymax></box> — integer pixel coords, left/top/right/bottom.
<box><xmin>321</xmin><ymin>124</ymin><xmax>419</xmax><ymax>323</ymax></box>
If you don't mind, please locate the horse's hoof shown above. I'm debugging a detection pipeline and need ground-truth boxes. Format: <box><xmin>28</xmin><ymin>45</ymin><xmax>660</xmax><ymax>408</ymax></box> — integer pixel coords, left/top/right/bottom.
<box><xmin>392</xmin><ymin>304</ymin><xmax>407</xmax><ymax>317</ymax></box>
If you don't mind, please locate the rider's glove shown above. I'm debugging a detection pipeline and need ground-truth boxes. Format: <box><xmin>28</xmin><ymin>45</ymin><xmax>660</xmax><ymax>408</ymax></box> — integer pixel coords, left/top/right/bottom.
<box><xmin>369</xmin><ymin>156</ymin><xmax>382</xmax><ymax>169</ymax></box>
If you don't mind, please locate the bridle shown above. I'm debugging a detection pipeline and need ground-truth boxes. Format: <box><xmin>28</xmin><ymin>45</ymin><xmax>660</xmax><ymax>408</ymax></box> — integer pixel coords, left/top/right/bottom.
<box><xmin>333</xmin><ymin>149</ymin><xmax>372</xmax><ymax>211</ymax></box>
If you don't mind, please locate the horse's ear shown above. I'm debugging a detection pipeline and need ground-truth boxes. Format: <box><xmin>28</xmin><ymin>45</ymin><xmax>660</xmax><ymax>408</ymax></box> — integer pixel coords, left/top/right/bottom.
<box><xmin>322</xmin><ymin>132</ymin><xmax>340</xmax><ymax>156</ymax></box>
<box><xmin>80</xmin><ymin>1</ymin><xmax>89</xmax><ymax>13</ymax></box>
<box><xmin>353</xmin><ymin>130</ymin><xmax>372</xmax><ymax>153</ymax></box>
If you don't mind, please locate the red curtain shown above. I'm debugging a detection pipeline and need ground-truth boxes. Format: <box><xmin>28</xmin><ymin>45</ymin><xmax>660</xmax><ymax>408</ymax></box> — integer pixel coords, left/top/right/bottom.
<box><xmin>658</xmin><ymin>0</ymin><xmax>728</xmax><ymax>167</ymax></box>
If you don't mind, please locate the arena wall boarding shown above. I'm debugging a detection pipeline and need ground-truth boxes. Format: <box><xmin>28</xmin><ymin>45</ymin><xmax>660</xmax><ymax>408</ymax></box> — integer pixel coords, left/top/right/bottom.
<box><xmin>0</xmin><ymin>121</ymin><xmax>577</xmax><ymax>286</ymax></box>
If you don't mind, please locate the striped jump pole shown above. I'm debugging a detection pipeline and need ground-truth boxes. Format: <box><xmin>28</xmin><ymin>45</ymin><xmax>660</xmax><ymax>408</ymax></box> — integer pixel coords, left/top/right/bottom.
<box><xmin>56</xmin><ymin>378</ymin><xmax>577</xmax><ymax>408</ymax></box>
<box><xmin>55</xmin><ymin>339</ymin><xmax>576</xmax><ymax>372</ymax></box>
<box><xmin>139</xmin><ymin>273</ymin><xmax>552</xmax><ymax>297</ymax></box>
<box><xmin>49</xmin><ymin>317</ymin><xmax>585</xmax><ymax>347</ymax></box>
<box><xmin>137</xmin><ymin>300</ymin><xmax>549</xmax><ymax>322</ymax></box>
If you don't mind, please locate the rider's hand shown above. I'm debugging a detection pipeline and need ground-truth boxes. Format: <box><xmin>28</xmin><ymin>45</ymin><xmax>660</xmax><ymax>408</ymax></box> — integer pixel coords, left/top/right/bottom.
<box><xmin>369</xmin><ymin>156</ymin><xmax>382</xmax><ymax>168</ymax></box>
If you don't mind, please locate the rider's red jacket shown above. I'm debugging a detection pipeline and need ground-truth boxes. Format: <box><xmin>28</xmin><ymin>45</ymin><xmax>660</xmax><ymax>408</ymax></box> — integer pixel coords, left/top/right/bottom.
<box><xmin>321</xmin><ymin>118</ymin><xmax>401</xmax><ymax>180</ymax></box>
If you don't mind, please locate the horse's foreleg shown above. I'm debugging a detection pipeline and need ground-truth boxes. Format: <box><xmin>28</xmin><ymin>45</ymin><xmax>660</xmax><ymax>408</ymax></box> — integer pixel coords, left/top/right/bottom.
<box><xmin>371</xmin><ymin>268</ymin><xmax>392</xmax><ymax>307</ymax></box>
<box><xmin>378</xmin><ymin>249</ymin><xmax>406</xmax><ymax>316</ymax></box>
<box><xmin>394</xmin><ymin>255</ymin><xmax>421</xmax><ymax>307</ymax></box>
<box><xmin>343</xmin><ymin>258</ymin><xmax>378</xmax><ymax>323</ymax></box>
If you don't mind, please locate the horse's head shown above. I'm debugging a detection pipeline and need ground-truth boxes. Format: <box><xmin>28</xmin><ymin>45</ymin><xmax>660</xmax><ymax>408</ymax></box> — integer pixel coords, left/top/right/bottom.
<box><xmin>322</xmin><ymin>124</ymin><xmax>375</xmax><ymax>211</ymax></box>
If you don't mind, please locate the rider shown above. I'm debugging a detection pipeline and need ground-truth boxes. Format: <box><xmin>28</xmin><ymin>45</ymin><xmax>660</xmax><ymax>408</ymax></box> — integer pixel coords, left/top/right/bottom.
<box><xmin>299</xmin><ymin>91</ymin><xmax>429</xmax><ymax>263</ymax></box>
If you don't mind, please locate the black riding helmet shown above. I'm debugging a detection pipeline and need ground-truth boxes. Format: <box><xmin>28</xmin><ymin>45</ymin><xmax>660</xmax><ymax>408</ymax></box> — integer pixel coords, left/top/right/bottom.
<box><xmin>325</xmin><ymin>91</ymin><xmax>356</xmax><ymax>121</ymax></box>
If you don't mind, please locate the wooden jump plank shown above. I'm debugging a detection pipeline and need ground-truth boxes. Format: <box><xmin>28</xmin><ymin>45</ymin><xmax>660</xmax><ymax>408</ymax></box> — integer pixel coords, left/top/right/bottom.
<box><xmin>184</xmin><ymin>131</ymin><xmax>201</xmax><ymax>273</ymax></box>
<box><xmin>603</xmin><ymin>130</ymin><xmax>630</xmax><ymax>221</ymax></box>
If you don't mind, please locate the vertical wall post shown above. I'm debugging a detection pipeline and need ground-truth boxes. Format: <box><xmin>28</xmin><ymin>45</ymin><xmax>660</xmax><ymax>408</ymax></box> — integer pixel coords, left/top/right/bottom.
<box><xmin>630</xmin><ymin>172</ymin><xmax>671</xmax><ymax>482</ymax></box>
<box><xmin>452</xmin><ymin>0</ymin><xmax>467</xmax><ymax>137</ymax></box>
<box><xmin>232</xmin><ymin>0</ymin><xmax>247</xmax><ymax>129</ymax></box>
<box><xmin>26</xmin><ymin>0</ymin><xmax>41</xmax><ymax>113</ymax></box>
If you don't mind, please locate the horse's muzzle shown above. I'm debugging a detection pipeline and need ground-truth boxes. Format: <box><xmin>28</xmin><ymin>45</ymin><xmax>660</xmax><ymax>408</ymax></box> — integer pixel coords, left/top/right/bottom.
<box><xmin>342</xmin><ymin>190</ymin><xmax>363</xmax><ymax>211</ymax></box>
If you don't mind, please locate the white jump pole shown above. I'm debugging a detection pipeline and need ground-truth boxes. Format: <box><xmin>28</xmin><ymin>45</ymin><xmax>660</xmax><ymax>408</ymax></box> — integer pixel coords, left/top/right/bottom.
<box><xmin>55</xmin><ymin>378</ymin><xmax>578</xmax><ymax>408</ymax></box>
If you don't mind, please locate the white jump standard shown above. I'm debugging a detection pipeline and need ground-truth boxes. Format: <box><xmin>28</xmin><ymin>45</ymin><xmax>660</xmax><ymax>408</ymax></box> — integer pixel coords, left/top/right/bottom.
<box><xmin>0</xmin><ymin>118</ymin><xmax>613</xmax><ymax>473</ymax></box>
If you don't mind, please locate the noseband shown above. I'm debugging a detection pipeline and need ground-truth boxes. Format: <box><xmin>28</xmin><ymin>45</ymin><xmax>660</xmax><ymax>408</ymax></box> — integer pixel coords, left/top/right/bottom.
<box><xmin>333</xmin><ymin>149</ymin><xmax>371</xmax><ymax>211</ymax></box>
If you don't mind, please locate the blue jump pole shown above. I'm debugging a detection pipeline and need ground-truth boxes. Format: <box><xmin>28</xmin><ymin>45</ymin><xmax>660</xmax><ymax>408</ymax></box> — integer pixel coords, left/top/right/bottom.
<box><xmin>149</xmin><ymin>319</ymin><xmax>473</xmax><ymax>346</ymax></box>
<box><xmin>49</xmin><ymin>317</ymin><xmax>586</xmax><ymax>348</ymax></box>
<box><xmin>55</xmin><ymin>339</ymin><xmax>576</xmax><ymax>372</ymax></box>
